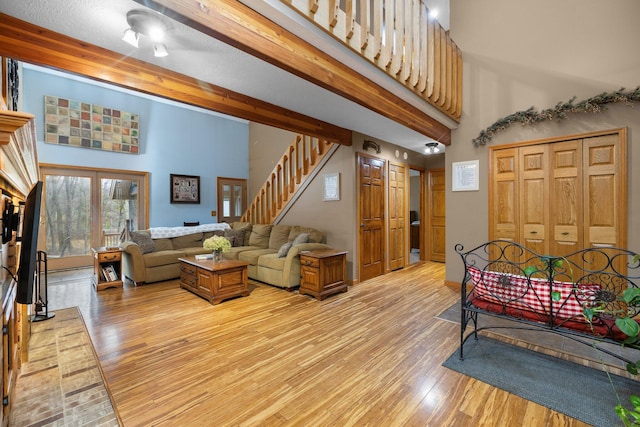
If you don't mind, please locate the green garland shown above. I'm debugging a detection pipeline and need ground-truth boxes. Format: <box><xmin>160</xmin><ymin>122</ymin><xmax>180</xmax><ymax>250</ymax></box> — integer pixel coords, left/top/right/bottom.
<box><xmin>472</xmin><ymin>87</ymin><xmax>640</xmax><ymax>146</ymax></box>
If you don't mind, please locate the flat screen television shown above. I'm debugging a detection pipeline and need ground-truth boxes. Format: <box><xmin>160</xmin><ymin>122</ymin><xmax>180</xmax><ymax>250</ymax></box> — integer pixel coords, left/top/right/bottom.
<box><xmin>16</xmin><ymin>181</ymin><xmax>43</xmax><ymax>304</ymax></box>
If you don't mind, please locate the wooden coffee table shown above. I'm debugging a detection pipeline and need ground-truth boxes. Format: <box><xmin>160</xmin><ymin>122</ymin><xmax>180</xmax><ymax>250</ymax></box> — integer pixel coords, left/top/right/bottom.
<box><xmin>179</xmin><ymin>257</ymin><xmax>249</xmax><ymax>305</ymax></box>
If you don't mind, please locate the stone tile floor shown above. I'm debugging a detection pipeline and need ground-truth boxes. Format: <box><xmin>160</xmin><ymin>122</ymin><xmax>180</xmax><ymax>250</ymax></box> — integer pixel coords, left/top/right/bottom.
<box><xmin>11</xmin><ymin>305</ymin><xmax>120</xmax><ymax>426</ymax></box>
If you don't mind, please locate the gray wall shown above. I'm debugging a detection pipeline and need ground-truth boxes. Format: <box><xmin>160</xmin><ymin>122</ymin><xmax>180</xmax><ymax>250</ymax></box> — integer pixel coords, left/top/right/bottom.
<box><xmin>446</xmin><ymin>0</ymin><xmax>640</xmax><ymax>281</ymax></box>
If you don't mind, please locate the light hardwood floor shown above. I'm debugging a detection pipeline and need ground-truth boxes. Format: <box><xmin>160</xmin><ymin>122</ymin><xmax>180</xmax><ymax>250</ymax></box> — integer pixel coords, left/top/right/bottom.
<box><xmin>30</xmin><ymin>262</ymin><xmax>589</xmax><ymax>426</ymax></box>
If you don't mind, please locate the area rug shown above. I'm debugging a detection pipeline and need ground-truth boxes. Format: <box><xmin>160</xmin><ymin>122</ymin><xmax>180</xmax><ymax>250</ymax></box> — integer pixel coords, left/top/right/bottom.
<box><xmin>11</xmin><ymin>307</ymin><xmax>121</xmax><ymax>426</ymax></box>
<box><xmin>443</xmin><ymin>337</ymin><xmax>640</xmax><ymax>427</ymax></box>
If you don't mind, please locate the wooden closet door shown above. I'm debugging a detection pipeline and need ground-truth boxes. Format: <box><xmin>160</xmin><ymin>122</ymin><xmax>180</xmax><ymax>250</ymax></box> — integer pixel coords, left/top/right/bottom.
<box><xmin>519</xmin><ymin>145</ymin><xmax>549</xmax><ymax>256</ymax></box>
<box><xmin>550</xmin><ymin>140</ymin><xmax>583</xmax><ymax>256</ymax></box>
<box><xmin>583</xmin><ymin>134</ymin><xmax>626</xmax><ymax>249</ymax></box>
<box><xmin>490</xmin><ymin>148</ymin><xmax>519</xmax><ymax>242</ymax></box>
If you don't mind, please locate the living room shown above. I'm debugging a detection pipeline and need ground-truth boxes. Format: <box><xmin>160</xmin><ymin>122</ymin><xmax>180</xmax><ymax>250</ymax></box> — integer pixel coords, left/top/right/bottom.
<box><xmin>2</xmin><ymin>0</ymin><xmax>640</xmax><ymax>425</ymax></box>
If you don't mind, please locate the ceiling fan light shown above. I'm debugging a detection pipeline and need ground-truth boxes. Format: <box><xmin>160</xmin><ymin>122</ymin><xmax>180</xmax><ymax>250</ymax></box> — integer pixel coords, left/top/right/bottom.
<box><xmin>122</xmin><ymin>28</ymin><xmax>139</xmax><ymax>48</ymax></box>
<box><xmin>154</xmin><ymin>43</ymin><xmax>168</xmax><ymax>57</ymax></box>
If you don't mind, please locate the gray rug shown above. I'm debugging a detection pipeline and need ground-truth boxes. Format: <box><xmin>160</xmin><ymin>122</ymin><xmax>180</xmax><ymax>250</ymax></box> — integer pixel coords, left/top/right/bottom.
<box><xmin>443</xmin><ymin>337</ymin><xmax>639</xmax><ymax>427</ymax></box>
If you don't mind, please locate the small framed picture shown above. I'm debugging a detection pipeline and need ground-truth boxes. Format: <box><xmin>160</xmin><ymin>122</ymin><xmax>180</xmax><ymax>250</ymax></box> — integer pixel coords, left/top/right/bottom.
<box><xmin>452</xmin><ymin>160</ymin><xmax>479</xmax><ymax>192</ymax></box>
<box><xmin>170</xmin><ymin>174</ymin><xmax>200</xmax><ymax>204</ymax></box>
<box><xmin>323</xmin><ymin>172</ymin><xmax>340</xmax><ymax>201</ymax></box>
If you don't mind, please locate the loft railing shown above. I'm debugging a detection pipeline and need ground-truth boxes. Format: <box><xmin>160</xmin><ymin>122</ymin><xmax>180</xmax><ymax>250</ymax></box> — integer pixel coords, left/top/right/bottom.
<box><xmin>242</xmin><ymin>135</ymin><xmax>338</xmax><ymax>224</ymax></box>
<box><xmin>281</xmin><ymin>0</ymin><xmax>462</xmax><ymax>121</ymax></box>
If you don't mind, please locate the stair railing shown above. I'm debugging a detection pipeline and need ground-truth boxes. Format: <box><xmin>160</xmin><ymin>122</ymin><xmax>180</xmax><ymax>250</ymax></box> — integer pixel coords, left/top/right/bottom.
<box><xmin>242</xmin><ymin>134</ymin><xmax>338</xmax><ymax>224</ymax></box>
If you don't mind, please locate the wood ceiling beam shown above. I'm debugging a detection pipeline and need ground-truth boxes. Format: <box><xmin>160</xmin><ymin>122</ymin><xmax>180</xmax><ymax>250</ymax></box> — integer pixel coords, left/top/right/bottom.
<box><xmin>137</xmin><ymin>0</ymin><xmax>451</xmax><ymax>145</ymax></box>
<box><xmin>0</xmin><ymin>13</ymin><xmax>352</xmax><ymax>145</ymax></box>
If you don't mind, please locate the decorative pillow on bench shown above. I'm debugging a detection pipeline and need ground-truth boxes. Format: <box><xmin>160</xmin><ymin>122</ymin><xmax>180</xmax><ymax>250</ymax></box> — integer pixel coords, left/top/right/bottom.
<box><xmin>466</xmin><ymin>266</ymin><xmax>600</xmax><ymax>321</ymax></box>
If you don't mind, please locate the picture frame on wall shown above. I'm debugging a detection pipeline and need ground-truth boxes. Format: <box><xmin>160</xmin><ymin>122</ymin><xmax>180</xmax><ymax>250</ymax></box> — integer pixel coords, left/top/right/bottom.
<box><xmin>323</xmin><ymin>172</ymin><xmax>340</xmax><ymax>201</ymax></box>
<box><xmin>452</xmin><ymin>160</ymin><xmax>479</xmax><ymax>192</ymax></box>
<box><xmin>170</xmin><ymin>174</ymin><xmax>200</xmax><ymax>204</ymax></box>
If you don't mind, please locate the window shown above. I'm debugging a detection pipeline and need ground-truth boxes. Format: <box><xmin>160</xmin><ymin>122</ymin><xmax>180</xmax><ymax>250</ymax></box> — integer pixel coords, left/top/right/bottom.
<box><xmin>40</xmin><ymin>165</ymin><xmax>148</xmax><ymax>270</ymax></box>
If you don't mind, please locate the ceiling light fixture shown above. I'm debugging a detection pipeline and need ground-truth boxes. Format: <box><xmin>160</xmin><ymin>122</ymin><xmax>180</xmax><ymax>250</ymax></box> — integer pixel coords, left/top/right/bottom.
<box><xmin>122</xmin><ymin>9</ymin><xmax>171</xmax><ymax>57</ymax></box>
<box><xmin>153</xmin><ymin>43</ymin><xmax>168</xmax><ymax>58</ymax></box>
<box><xmin>425</xmin><ymin>142</ymin><xmax>440</xmax><ymax>154</ymax></box>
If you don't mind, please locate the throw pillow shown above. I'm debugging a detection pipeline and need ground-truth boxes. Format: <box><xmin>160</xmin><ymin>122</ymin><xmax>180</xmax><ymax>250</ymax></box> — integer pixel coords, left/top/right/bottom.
<box><xmin>277</xmin><ymin>242</ymin><xmax>293</xmax><ymax>258</ymax></box>
<box><xmin>130</xmin><ymin>231</ymin><xmax>156</xmax><ymax>254</ymax></box>
<box><xmin>292</xmin><ymin>232</ymin><xmax>309</xmax><ymax>245</ymax></box>
<box><xmin>224</xmin><ymin>228</ymin><xmax>246</xmax><ymax>247</ymax></box>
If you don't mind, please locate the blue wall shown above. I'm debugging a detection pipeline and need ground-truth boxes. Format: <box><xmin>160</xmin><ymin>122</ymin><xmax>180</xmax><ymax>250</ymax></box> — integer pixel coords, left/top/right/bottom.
<box><xmin>22</xmin><ymin>66</ymin><xmax>249</xmax><ymax>227</ymax></box>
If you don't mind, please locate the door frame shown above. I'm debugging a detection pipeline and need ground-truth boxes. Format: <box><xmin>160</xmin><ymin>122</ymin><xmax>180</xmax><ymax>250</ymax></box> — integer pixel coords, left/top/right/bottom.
<box><xmin>409</xmin><ymin>165</ymin><xmax>426</xmax><ymax>263</ymax></box>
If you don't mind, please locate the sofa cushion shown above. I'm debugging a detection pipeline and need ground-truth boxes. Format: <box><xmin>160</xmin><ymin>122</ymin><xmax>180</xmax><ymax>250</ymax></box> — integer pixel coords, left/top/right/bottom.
<box><xmin>231</xmin><ymin>222</ymin><xmax>253</xmax><ymax>246</ymax></box>
<box><xmin>222</xmin><ymin>246</ymin><xmax>262</xmax><ymax>260</ymax></box>
<box><xmin>143</xmin><ymin>250</ymin><xmax>185</xmax><ymax>268</ymax></box>
<box><xmin>467</xmin><ymin>266</ymin><xmax>601</xmax><ymax>321</ymax></box>
<box><xmin>130</xmin><ymin>231</ymin><xmax>156</xmax><ymax>254</ymax></box>
<box><xmin>258</xmin><ymin>253</ymin><xmax>286</xmax><ymax>270</ymax></box>
<box><xmin>288</xmin><ymin>226</ymin><xmax>325</xmax><ymax>243</ymax></box>
<box><xmin>277</xmin><ymin>242</ymin><xmax>293</xmax><ymax>258</ymax></box>
<box><xmin>171</xmin><ymin>232</ymin><xmax>203</xmax><ymax>249</ymax></box>
<box><xmin>269</xmin><ymin>225</ymin><xmax>291</xmax><ymax>250</ymax></box>
<box><xmin>224</xmin><ymin>228</ymin><xmax>247</xmax><ymax>247</ymax></box>
<box><xmin>183</xmin><ymin>247</ymin><xmax>211</xmax><ymax>257</ymax></box>
<box><xmin>249</xmin><ymin>224</ymin><xmax>272</xmax><ymax>248</ymax></box>
<box><xmin>292</xmin><ymin>233</ymin><xmax>309</xmax><ymax>245</ymax></box>
<box><xmin>153</xmin><ymin>238</ymin><xmax>173</xmax><ymax>252</ymax></box>
<box><xmin>238</xmin><ymin>249</ymin><xmax>277</xmax><ymax>265</ymax></box>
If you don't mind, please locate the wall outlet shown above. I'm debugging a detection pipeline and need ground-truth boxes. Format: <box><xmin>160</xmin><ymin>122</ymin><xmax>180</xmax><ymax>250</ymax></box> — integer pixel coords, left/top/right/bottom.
<box><xmin>211</xmin><ymin>210</ymin><xmax>216</xmax><ymax>217</ymax></box>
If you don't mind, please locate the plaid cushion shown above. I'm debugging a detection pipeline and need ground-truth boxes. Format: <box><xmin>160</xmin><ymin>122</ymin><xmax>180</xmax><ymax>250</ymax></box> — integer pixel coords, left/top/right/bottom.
<box><xmin>467</xmin><ymin>266</ymin><xmax>600</xmax><ymax>321</ymax></box>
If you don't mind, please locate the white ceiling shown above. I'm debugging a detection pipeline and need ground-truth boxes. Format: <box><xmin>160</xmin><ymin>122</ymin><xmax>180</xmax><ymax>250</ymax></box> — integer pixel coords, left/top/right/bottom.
<box><xmin>0</xmin><ymin>0</ymin><xmax>454</xmax><ymax>153</ymax></box>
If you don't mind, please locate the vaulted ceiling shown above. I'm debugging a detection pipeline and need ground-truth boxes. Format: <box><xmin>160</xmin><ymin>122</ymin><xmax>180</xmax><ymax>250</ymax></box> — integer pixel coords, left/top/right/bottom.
<box><xmin>0</xmin><ymin>0</ymin><xmax>456</xmax><ymax>152</ymax></box>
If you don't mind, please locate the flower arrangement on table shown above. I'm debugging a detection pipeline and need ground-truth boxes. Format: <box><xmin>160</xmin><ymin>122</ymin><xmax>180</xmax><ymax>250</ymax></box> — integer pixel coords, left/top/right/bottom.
<box><xmin>203</xmin><ymin>235</ymin><xmax>231</xmax><ymax>255</ymax></box>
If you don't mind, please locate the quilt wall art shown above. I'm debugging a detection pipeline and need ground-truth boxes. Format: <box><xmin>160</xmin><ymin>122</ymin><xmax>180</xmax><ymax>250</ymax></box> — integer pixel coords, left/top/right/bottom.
<box><xmin>44</xmin><ymin>95</ymin><xmax>140</xmax><ymax>154</ymax></box>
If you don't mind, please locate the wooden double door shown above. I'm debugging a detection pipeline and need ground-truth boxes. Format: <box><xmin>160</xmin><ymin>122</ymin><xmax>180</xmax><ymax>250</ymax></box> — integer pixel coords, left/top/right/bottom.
<box><xmin>490</xmin><ymin>130</ymin><xmax>627</xmax><ymax>256</ymax></box>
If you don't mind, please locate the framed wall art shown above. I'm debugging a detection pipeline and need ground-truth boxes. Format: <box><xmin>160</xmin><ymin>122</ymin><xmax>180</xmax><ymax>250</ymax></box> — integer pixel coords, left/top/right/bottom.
<box><xmin>452</xmin><ymin>160</ymin><xmax>479</xmax><ymax>192</ymax></box>
<box><xmin>170</xmin><ymin>174</ymin><xmax>200</xmax><ymax>204</ymax></box>
<box><xmin>323</xmin><ymin>172</ymin><xmax>340</xmax><ymax>201</ymax></box>
<box><xmin>44</xmin><ymin>95</ymin><xmax>140</xmax><ymax>154</ymax></box>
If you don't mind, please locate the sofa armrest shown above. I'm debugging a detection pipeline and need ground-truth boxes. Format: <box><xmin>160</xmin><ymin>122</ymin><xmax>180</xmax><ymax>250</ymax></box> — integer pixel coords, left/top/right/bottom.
<box><xmin>281</xmin><ymin>243</ymin><xmax>333</xmax><ymax>288</ymax></box>
<box><xmin>121</xmin><ymin>240</ymin><xmax>145</xmax><ymax>284</ymax></box>
<box><xmin>287</xmin><ymin>243</ymin><xmax>333</xmax><ymax>258</ymax></box>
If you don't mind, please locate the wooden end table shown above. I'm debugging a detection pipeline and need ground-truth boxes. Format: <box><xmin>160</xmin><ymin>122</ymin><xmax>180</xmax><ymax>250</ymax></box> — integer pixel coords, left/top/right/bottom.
<box><xmin>92</xmin><ymin>247</ymin><xmax>123</xmax><ymax>291</ymax></box>
<box><xmin>179</xmin><ymin>257</ymin><xmax>249</xmax><ymax>305</ymax></box>
<box><xmin>299</xmin><ymin>249</ymin><xmax>348</xmax><ymax>300</ymax></box>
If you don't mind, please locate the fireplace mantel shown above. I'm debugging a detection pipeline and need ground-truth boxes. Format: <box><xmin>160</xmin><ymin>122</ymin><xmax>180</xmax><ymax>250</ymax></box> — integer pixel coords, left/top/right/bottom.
<box><xmin>0</xmin><ymin>108</ymin><xmax>39</xmax><ymax>197</ymax></box>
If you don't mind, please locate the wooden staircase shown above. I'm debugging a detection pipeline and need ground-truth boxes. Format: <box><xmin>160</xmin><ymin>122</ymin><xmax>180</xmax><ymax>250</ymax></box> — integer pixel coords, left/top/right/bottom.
<box><xmin>241</xmin><ymin>134</ymin><xmax>338</xmax><ymax>224</ymax></box>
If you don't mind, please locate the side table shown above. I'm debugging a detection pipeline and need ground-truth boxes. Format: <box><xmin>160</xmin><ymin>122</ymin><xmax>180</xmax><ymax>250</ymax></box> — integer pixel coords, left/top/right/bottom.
<box><xmin>92</xmin><ymin>247</ymin><xmax>123</xmax><ymax>291</ymax></box>
<box><xmin>299</xmin><ymin>249</ymin><xmax>348</xmax><ymax>300</ymax></box>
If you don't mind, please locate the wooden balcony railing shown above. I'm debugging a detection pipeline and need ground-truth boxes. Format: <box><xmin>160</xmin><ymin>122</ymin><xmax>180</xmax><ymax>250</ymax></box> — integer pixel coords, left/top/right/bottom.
<box><xmin>281</xmin><ymin>0</ymin><xmax>462</xmax><ymax>121</ymax></box>
<box><xmin>102</xmin><ymin>230</ymin><xmax>121</xmax><ymax>247</ymax></box>
<box><xmin>242</xmin><ymin>135</ymin><xmax>338</xmax><ymax>224</ymax></box>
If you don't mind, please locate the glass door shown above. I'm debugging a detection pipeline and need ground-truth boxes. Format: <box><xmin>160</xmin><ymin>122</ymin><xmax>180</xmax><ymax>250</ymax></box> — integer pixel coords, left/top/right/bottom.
<box><xmin>40</xmin><ymin>165</ymin><xmax>148</xmax><ymax>271</ymax></box>
<box><xmin>217</xmin><ymin>177</ymin><xmax>247</xmax><ymax>223</ymax></box>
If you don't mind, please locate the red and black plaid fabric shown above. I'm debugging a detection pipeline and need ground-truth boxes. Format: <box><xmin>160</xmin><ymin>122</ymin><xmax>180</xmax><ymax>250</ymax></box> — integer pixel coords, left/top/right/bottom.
<box><xmin>466</xmin><ymin>266</ymin><xmax>600</xmax><ymax>321</ymax></box>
